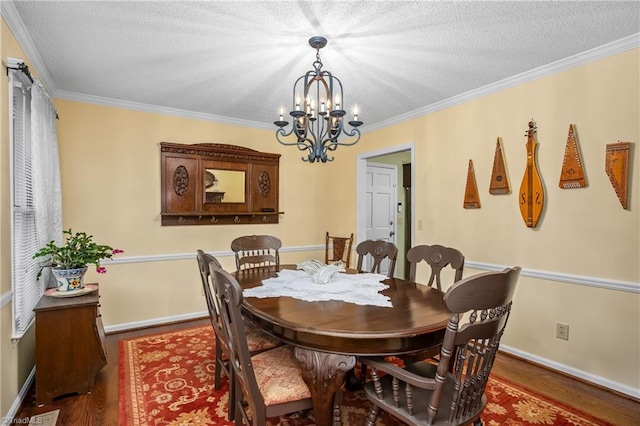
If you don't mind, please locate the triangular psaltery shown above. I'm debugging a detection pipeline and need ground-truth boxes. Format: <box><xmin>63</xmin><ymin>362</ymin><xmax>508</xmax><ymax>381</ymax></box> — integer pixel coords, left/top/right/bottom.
<box><xmin>489</xmin><ymin>137</ymin><xmax>511</xmax><ymax>194</ymax></box>
<box><xmin>605</xmin><ymin>141</ymin><xmax>630</xmax><ymax>209</ymax></box>
<box><xmin>463</xmin><ymin>159</ymin><xmax>481</xmax><ymax>209</ymax></box>
<box><xmin>559</xmin><ymin>124</ymin><xmax>587</xmax><ymax>189</ymax></box>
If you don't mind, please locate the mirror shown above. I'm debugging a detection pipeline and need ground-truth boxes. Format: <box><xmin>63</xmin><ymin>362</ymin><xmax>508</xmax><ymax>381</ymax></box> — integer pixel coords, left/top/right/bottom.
<box><xmin>204</xmin><ymin>169</ymin><xmax>245</xmax><ymax>203</ymax></box>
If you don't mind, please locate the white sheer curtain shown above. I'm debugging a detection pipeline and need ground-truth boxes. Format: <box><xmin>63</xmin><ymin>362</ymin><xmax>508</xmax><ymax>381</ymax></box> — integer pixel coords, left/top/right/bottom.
<box><xmin>10</xmin><ymin>70</ymin><xmax>62</xmax><ymax>339</ymax></box>
<box><xmin>31</xmin><ymin>81</ymin><xmax>63</xmax><ymax>274</ymax></box>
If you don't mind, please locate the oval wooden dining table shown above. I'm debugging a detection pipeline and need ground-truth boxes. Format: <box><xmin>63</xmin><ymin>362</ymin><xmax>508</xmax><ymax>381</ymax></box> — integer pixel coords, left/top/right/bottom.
<box><xmin>233</xmin><ymin>265</ymin><xmax>451</xmax><ymax>426</ymax></box>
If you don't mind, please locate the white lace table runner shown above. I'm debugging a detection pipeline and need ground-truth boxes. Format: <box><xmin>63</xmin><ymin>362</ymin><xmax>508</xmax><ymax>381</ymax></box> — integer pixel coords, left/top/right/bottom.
<box><xmin>243</xmin><ymin>269</ymin><xmax>393</xmax><ymax>307</ymax></box>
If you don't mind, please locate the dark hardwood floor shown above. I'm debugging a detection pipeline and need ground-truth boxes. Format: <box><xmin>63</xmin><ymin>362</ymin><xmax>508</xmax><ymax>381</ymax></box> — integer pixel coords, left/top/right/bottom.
<box><xmin>14</xmin><ymin>318</ymin><xmax>640</xmax><ymax>425</ymax></box>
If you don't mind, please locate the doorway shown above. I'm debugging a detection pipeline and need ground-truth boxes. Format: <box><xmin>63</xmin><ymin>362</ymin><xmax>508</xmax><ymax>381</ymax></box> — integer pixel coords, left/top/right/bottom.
<box><xmin>364</xmin><ymin>162</ymin><xmax>397</xmax><ymax>276</ymax></box>
<box><xmin>356</xmin><ymin>143</ymin><xmax>415</xmax><ymax>279</ymax></box>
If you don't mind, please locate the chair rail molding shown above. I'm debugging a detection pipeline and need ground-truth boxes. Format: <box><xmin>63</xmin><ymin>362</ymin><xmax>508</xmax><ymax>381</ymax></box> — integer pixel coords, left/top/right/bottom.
<box><xmin>1</xmin><ymin>290</ymin><xmax>13</xmax><ymax>308</ymax></box>
<box><xmin>102</xmin><ymin>250</ymin><xmax>639</xmax><ymax>294</ymax></box>
<box><xmin>464</xmin><ymin>261</ymin><xmax>639</xmax><ymax>294</ymax></box>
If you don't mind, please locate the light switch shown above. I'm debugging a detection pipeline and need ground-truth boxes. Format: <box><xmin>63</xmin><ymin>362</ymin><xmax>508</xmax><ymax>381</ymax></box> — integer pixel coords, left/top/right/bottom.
<box><xmin>417</xmin><ymin>220</ymin><xmax>423</xmax><ymax>230</ymax></box>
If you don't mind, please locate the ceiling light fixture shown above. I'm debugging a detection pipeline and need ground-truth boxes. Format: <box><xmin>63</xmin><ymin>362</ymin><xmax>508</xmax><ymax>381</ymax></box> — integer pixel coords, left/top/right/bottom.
<box><xmin>274</xmin><ymin>36</ymin><xmax>363</xmax><ymax>163</ymax></box>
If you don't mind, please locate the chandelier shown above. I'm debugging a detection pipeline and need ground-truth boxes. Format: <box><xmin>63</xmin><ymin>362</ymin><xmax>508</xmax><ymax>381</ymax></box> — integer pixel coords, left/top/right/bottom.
<box><xmin>274</xmin><ymin>36</ymin><xmax>363</xmax><ymax>163</ymax></box>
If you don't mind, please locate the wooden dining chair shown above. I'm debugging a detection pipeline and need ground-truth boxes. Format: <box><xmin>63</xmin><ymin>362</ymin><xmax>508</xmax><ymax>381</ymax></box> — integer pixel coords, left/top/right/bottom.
<box><xmin>210</xmin><ymin>267</ymin><xmax>315</xmax><ymax>425</ymax></box>
<box><xmin>325</xmin><ymin>232</ymin><xmax>354</xmax><ymax>268</ymax></box>
<box><xmin>407</xmin><ymin>244</ymin><xmax>465</xmax><ymax>290</ymax></box>
<box><xmin>231</xmin><ymin>235</ymin><xmax>281</xmax><ymax>271</ymax></box>
<box><xmin>196</xmin><ymin>250</ymin><xmax>280</xmax><ymax>420</ymax></box>
<box><xmin>401</xmin><ymin>245</ymin><xmax>465</xmax><ymax>365</ymax></box>
<box><xmin>360</xmin><ymin>266</ymin><xmax>521</xmax><ymax>426</ymax></box>
<box><xmin>356</xmin><ymin>239</ymin><xmax>398</xmax><ymax>278</ymax></box>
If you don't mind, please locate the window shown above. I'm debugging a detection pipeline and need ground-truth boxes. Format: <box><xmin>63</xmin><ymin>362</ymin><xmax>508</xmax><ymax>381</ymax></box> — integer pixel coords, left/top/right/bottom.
<box><xmin>8</xmin><ymin>59</ymin><xmax>61</xmax><ymax>340</ymax></box>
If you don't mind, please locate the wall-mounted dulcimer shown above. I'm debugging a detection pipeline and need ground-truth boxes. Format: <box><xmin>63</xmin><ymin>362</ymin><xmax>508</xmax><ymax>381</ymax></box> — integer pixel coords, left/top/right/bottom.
<box><xmin>519</xmin><ymin>120</ymin><xmax>545</xmax><ymax>227</ymax></box>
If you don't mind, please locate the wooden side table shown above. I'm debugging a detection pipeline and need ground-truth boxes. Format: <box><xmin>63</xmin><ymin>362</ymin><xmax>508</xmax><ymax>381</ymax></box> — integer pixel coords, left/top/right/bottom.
<box><xmin>33</xmin><ymin>284</ymin><xmax>107</xmax><ymax>405</ymax></box>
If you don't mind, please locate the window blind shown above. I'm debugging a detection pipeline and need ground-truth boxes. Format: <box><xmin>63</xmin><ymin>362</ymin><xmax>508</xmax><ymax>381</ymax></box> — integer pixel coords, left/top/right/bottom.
<box><xmin>9</xmin><ymin>68</ymin><xmax>44</xmax><ymax>340</ymax></box>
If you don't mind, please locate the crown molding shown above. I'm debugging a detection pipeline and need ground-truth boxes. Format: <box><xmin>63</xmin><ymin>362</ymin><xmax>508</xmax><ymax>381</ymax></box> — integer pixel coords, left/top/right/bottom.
<box><xmin>53</xmin><ymin>90</ymin><xmax>273</xmax><ymax>130</ymax></box>
<box><xmin>366</xmin><ymin>32</ymin><xmax>640</xmax><ymax>133</ymax></box>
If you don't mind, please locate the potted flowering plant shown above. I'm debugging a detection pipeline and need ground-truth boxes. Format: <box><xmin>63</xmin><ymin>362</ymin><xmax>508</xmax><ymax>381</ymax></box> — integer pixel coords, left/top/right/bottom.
<box><xmin>33</xmin><ymin>229</ymin><xmax>123</xmax><ymax>292</ymax></box>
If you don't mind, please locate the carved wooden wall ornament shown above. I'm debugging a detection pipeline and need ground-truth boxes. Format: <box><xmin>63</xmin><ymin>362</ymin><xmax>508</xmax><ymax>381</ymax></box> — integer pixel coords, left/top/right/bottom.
<box><xmin>489</xmin><ymin>137</ymin><xmax>511</xmax><ymax>195</ymax></box>
<box><xmin>173</xmin><ymin>165</ymin><xmax>189</xmax><ymax>195</ymax></box>
<box><xmin>258</xmin><ymin>171</ymin><xmax>271</xmax><ymax>197</ymax></box>
<box><xmin>559</xmin><ymin>124</ymin><xmax>587</xmax><ymax>189</ymax></box>
<box><xmin>160</xmin><ymin>142</ymin><xmax>282</xmax><ymax>225</ymax></box>
<box><xmin>463</xmin><ymin>159</ymin><xmax>481</xmax><ymax>209</ymax></box>
<box><xmin>605</xmin><ymin>141</ymin><xmax>631</xmax><ymax>209</ymax></box>
<box><xmin>518</xmin><ymin>120</ymin><xmax>545</xmax><ymax>228</ymax></box>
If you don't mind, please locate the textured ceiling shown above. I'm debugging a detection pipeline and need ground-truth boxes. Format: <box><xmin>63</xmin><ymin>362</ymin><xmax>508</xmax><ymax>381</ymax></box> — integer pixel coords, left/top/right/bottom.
<box><xmin>6</xmin><ymin>1</ymin><xmax>640</xmax><ymax>130</ymax></box>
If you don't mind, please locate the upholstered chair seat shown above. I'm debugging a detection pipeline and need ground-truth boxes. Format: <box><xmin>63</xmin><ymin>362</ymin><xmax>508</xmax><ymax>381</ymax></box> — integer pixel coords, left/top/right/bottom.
<box><xmin>250</xmin><ymin>345</ymin><xmax>312</xmax><ymax>406</ymax></box>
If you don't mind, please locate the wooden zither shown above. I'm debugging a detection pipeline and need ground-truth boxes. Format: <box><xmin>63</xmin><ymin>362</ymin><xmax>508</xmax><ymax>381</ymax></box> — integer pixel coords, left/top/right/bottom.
<box><xmin>463</xmin><ymin>159</ymin><xmax>481</xmax><ymax>209</ymax></box>
<box><xmin>605</xmin><ymin>141</ymin><xmax>631</xmax><ymax>209</ymax></box>
<box><xmin>559</xmin><ymin>124</ymin><xmax>587</xmax><ymax>189</ymax></box>
<box><xmin>489</xmin><ymin>137</ymin><xmax>511</xmax><ymax>194</ymax></box>
<box><xmin>518</xmin><ymin>120</ymin><xmax>544</xmax><ymax>228</ymax></box>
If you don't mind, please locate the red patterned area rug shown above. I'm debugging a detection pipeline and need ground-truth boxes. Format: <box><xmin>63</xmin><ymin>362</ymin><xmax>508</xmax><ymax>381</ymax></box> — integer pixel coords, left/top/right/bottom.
<box><xmin>119</xmin><ymin>325</ymin><xmax>612</xmax><ymax>425</ymax></box>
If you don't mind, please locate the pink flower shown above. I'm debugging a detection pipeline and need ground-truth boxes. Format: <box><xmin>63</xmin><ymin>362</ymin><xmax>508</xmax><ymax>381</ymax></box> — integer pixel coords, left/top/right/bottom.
<box><xmin>112</xmin><ymin>248</ymin><xmax>124</xmax><ymax>254</ymax></box>
<box><xmin>96</xmin><ymin>266</ymin><xmax>107</xmax><ymax>274</ymax></box>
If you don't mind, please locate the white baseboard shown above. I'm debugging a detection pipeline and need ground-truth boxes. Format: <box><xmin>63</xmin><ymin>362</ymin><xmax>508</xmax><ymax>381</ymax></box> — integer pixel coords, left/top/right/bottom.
<box><xmin>103</xmin><ymin>311</ymin><xmax>208</xmax><ymax>334</ymax></box>
<box><xmin>499</xmin><ymin>344</ymin><xmax>640</xmax><ymax>399</ymax></box>
<box><xmin>3</xmin><ymin>367</ymin><xmax>35</xmax><ymax>425</ymax></box>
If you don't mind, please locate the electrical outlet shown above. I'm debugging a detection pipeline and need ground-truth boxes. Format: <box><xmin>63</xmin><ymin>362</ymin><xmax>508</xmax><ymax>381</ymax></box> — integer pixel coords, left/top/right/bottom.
<box><xmin>417</xmin><ymin>219</ymin><xmax>423</xmax><ymax>230</ymax></box>
<box><xmin>556</xmin><ymin>322</ymin><xmax>569</xmax><ymax>340</ymax></box>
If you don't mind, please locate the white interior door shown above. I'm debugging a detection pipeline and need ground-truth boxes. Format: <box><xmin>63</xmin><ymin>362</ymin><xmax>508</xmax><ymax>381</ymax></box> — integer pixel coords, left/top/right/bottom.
<box><xmin>365</xmin><ymin>163</ymin><xmax>397</xmax><ymax>275</ymax></box>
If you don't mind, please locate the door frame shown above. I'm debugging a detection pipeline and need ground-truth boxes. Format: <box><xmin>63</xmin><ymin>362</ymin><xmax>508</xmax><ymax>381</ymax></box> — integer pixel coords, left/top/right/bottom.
<box><xmin>356</xmin><ymin>142</ymin><xmax>415</xmax><ymax>249</ymax></box>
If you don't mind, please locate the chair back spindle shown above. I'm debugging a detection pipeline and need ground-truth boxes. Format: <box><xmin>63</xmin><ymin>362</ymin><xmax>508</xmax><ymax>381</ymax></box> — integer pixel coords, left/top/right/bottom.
<box><xmin>356</xmin><ymin>240</ymin><xmax>398</xmax><ymax>278</ymax></box>
<box><xmin>407</xmin><ymin>244</ymin><xmax>465</xmax><ymax>290</ymax></box>
<box><xmin>231</xmin><ymin>235</ymin><xmax>281</xmax><ymax>270</ymax></box>
<box><xmin>325</xmin><ymin>232</ymin><xmax>354</xmax><ymax>268</ymax></box>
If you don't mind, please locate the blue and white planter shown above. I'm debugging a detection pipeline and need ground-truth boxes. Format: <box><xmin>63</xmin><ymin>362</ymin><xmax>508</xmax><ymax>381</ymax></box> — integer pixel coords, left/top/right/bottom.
<box><xmin>52</xmin><ymin>266</ymin><xmax>88</xmax><ymax>292</ymax></box>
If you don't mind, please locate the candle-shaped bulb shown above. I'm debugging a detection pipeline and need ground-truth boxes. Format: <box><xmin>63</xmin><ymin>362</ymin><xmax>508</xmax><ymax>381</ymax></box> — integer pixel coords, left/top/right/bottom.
<box><xmin>295</xmin><ymin>95</ymin><xmax>301</xmax><ymax>111</ymax></box>
<box><xmin>353</xmin><ymin>105</ymin><xmax>359</xmax><ymax>121</ymax></box>
<box><xmin>279</xmin><ymin>107</ymin><xmax>284</xmax><ymax>121</ymax></box>
<box><xmin>334</xmin><ymin>94</ymin><xmax>341</xmax><ymax>110</ymax></box>
<box><xmin>320</xmin><ymin>100</ymin><xmax>326</xmax><ymax>113</ymax></box>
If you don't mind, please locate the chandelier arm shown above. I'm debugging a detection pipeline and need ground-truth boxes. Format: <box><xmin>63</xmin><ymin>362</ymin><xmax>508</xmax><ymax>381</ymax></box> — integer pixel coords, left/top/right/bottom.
<box><xmin>321</xmin><ymin>142</ymin><xmax>336</xmax><ymax>162</ymax></box>
<box><xmin>328</xmin><ymin>127</ymin><xmax>362</xmax><ymax>147</ymax></box>
<box><xmin>275</xmin><ymin>127</ymin><xmax>311</xmax><ymax>150</ymax></box>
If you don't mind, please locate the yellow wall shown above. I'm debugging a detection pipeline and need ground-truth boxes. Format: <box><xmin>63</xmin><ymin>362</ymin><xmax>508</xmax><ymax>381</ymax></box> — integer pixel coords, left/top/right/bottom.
<box><xmin>0</xmin><ymin>16</ymin><xmax>40</xmax><ymax>418</ymax></box>
<box><xmin>347</xmin><ymin>48</ymin><xmax>640</xmax><ymax>390</ymax></box>
<box><xmin>1</xmin><ymin>15</ymin><xmax>638</xmax><ymax>418</ymax></box>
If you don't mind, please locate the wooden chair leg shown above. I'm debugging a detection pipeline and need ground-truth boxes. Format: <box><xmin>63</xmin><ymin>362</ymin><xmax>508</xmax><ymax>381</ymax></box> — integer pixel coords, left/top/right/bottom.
<box><xmin>214</xmin><ymin>341</ymin><xmax>223</xmax><ymax>389</ymax></box>
<box><xmin>365</xmin><ymin>404</ymin><xmax>381</xmax><ymax>426</ymax></box>
<box><xmin>228</xmin><ymin>369</ymin><xmax>236</xmax><ymax>421</ymax></box>
<box><xmin>332</xmin><ymin>389</ymin><xmax>343</xmax><ymax>426</ymax></box>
